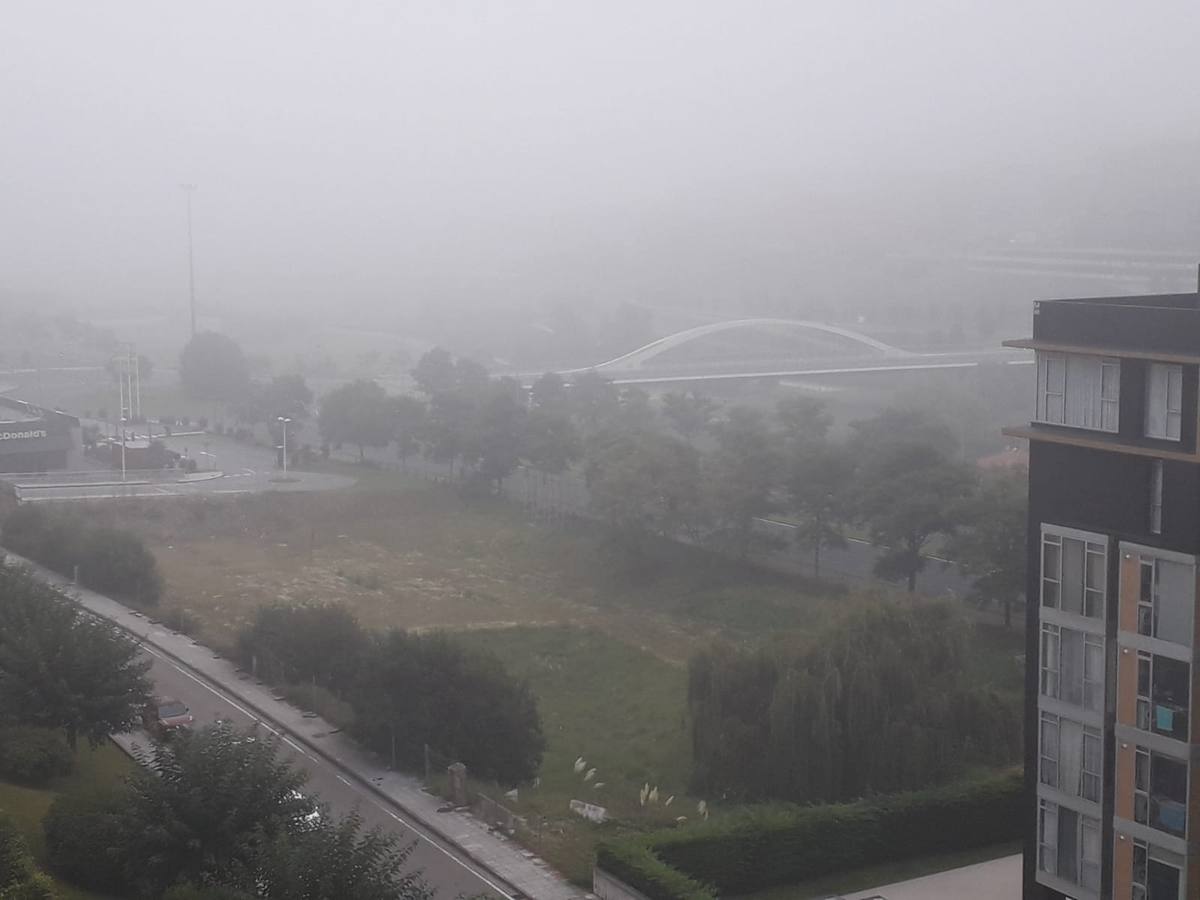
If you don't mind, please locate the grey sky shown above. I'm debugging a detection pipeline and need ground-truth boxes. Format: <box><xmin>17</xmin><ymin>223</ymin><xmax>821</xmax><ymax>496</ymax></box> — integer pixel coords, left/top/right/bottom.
<box><xmin>3</xmin><ymin>1</ymin><xmax>1199</xmax><ymax>316</ymax></box>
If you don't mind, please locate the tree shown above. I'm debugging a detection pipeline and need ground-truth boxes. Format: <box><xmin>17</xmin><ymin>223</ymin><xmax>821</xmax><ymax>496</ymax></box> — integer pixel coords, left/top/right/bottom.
<box><xmin>530</xmin><ymin>371</ymin><xmax>569</xmax><ymax>416</ymax></box>
<box><xmin>118</xmin><ymin>721</ymin><xmax>312</xmax><ymax>896</ymax></box>
<box><xmin>662</xmin><ymin>391</ymin><xmax>718</xmax><ymax>442</ymax></box>
<box><xmin>568</xmin><ymin>371</ymin><xmax>620</xmax><ymax>434</ymax></box>
<box><xmin>586</xmin><ymin>427</ymin><xmax>705</xmax><ymax>565</ymax></box>
<box><xmin>856</xmin><ymin>439</ymin><xmax>976</xmax><ymax>592</ymax></box>
<box><xmin>522</xmin><ymin>409</ymin><xmax>580</xmax><ymax>475</ymax></box>
<box><xmin>179</xmin><ymin>332</ymin><xmax>250</xmax><ymax>403</ymax></box>
<box><xmin>236</xmin><ymin>602</ymin><xmax>367</xmax><ymax>691</ymax></box>
<box><xmin>950</xmin><ymin>469</ymin><xmax>1028</xmax><ymax>627</ymax></box>
<box><xmin>688</xmin><ymin>602</ymin><xmax>1020</xmax><ymax>804</ymax></box>
<box><xmin>410</xmin><ymin>347</ymin><xmax>456</xmax><ymax>396</ymax></box>
<box><xmin>775</xmin><ymin>395</ymin><xmax>832</xmax><ymax>446</ymax></box>
<box><xmin>472</xmin><ymin>380</ymin><xmax>528</xmax><ymax>490</ymax></box>
<box><xmin>0</xmin><ymin>563</ymin><xmax>152</xmax><ymax>749</ymax></box>
<box><xmin>704</xmin><ymin>407</ymin><xmax>782</xmax><ymax>559</ymax></box>
<box><xmin>391</xmin><ymin>395</ymin><xmax>428</xmax><ymax>469</ymax></box>
<box><xmin>318</xmin><ymin>380</ymin><xmax>395</xmax><ymax>461</ymax></box>
<box><xmin>251</xmin><ymin>812</ymin><xmax>430</xmax><ymax>900</ymax></box>
<box><xmin>261</xmin><ymin>373</ymin><xmax>313</xmax><ymax>420</ymax></box>
<box><xmin>786</xmin><ymin>440</ymin><xmax>855</xmax><ymax>577</ymax></box>
<box><xmin>353</xmin><ymin>631</ymin><xmax>544</xmax><ymax>783</ymax></box>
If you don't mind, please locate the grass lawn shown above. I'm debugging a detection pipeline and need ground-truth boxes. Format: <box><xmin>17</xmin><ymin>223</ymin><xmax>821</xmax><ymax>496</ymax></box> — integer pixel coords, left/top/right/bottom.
<box><xmin>453</xmin><ymin>626</ymin><xmax>693</xmax><ymax>883</ymax></box>
<box><xmin>0</xmin><ymin>740</ymin><xmax>136</xmax><ymax>900</ymax></box>
<box><xmin>53</xmin><ymin>482</ymin><xmax>1025</xmax><ymax>888</ymax></box>
<box><xmin>730</xmin><ymin>841</ymin><xmax>1021</xmax><ymax>900</ymax></box>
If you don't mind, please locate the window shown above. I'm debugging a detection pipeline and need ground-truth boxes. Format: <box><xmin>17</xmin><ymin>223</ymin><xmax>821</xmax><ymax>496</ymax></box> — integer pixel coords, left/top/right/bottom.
<box><xmin>1038</xmin><ymin>800</ymin><xmax>1101</xmax><ymax>889</ymax></box>
<box><xmin>1146</xmin><ymin>363</ymin><xmax>1183</xmax><ymax>441</ymax></box>
<box><xmin>1132</xmin><ymin>840</ymin><xmax>1184</xmax><ymax>900</ymax></box>
<box><xmin>1136</xmin><ymin>555</ymin><xmax>1194</xmax><ymax>646</ymax></box>
<box><xmin>1042</xmin><ymin>530</ymin><xmax>1106</xmax><ymax>620</ymax></box>
<box><xmin>1039</xmin><ymin>713</ymin><xmax>1102</xmax><ymax>802</ymax></box>
<box><xmin>1135</xmin><ymin>652</ymin><xmax>1190</xmax><ymax>742</ymax></box>
<box><xmin>1036</xmin><ymin>352</ymin><xmax>1120</xmax><ymax>432</ymax></box>
<box><xmin>1133</xmin><ymin>748</ymin><xmax>1188</xmax><ymax>838</ymax></box>
<box><xmin>1040</xmin><ymin>623</ymin><xmax>1104</xmax><ymax>713</ymax></box>
<box><xmin>1150</xmin><ymin>461</ymin><xmax>1164</xmax><ymax>534</ymax></box>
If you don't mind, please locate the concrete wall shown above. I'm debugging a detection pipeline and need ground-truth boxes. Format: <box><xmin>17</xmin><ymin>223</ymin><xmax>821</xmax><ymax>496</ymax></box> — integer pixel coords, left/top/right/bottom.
<box><xmin>593</xmin><ymin>868</ymin><xmax>656</xmax><ymax>900</ymax></box>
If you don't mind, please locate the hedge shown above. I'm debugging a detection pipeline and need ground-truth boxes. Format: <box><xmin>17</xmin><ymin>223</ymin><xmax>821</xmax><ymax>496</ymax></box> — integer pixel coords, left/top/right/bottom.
<box><xmin>595</xmin><ymin>768</ymin><xmax>1022</xmax><ymax>900</ymax></box>
<box><xmin>1</xmin><ymin>505</ymin><xmax>162</xmax><ymax>607</ymax></box>
<box><xmin>0</xmin><ymin>726</ymin><xmax>74</xmax><ymax>786</ymax></box>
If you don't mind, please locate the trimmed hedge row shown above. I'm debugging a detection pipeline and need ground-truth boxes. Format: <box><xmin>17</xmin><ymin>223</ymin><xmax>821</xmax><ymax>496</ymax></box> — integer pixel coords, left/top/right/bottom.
<box><xmin>596</xmin><ymin>768</ymin><xmax>1022</xmax><ymax>900</ymax></box>
<box><xmin>2</xmin><ymin>505</ymin><xmax>162</xmax><ymax>607</ymax></box>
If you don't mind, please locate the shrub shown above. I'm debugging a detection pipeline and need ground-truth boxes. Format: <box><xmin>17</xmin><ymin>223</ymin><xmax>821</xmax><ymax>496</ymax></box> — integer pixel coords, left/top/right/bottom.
<box><xmin>1</xmin><ymin>507</ymin><xmax>162</xmax><ymax>608</ymax></box>
<box><xmin>0</xmin><ymin>727</ymin><xmax>74</xmax><ymax>785</ymax></box>
<box><xmin>43</xmin><ymin>788</ymin><xmax>133</xmax><ymax>895</ymax></box>
<box><xmin>0</xmin><ymin>814</ymin><xmax>53</xmax><ymax>898</ymax></box>
<box><xmin>596</xmin><ymin>769</ymin><xmax>1023</xmax><ymax>900</ymax></box>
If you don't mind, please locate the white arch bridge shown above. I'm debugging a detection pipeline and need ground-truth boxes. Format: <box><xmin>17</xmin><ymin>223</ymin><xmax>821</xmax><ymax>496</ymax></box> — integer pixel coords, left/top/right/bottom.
<box><xmin>563</xmin><ymin>318</ymin><xmax>912</xmax><ymax>376</ymax></box>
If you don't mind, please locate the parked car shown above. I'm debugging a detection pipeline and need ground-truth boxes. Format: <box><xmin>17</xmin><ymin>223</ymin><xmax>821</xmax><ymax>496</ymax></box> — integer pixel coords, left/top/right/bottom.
<box><xmin>144</xmin><ymin>696</ymin><xmax>194</xmax><ymax>737</ymax></box>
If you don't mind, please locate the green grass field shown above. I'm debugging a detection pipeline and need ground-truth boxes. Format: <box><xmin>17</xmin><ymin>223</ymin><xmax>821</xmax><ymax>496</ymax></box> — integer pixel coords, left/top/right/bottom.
<box><xmin>0</xmin><ymin>740</ymin><xmax>135</xmax><ymax>900</ymax></box>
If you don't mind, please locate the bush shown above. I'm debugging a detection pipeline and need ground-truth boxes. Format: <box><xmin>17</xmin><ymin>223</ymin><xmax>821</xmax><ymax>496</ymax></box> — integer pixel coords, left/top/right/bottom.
<box><xmin>0</xmin><ymin>727</ymin><xmax>73</xmax><ymax>785</ymax></box>
<box><xmin>43</xmin><ymin>788</ymin><xmax>133</xmax><ymax>895</ymax></box>
<box><xmin>0</xmin><ymin>814</ymin><xmax>53</xmax><ymax>899</ymax></box>
<box><xmin>1</xmin><ymin>506</ymin><xmax>162</xmax><ymax>608</ymax></box>
<box><xmin>596</xmin><ymin>769</ymin><xmax>1022</xmax><ymax>900</ymax></box>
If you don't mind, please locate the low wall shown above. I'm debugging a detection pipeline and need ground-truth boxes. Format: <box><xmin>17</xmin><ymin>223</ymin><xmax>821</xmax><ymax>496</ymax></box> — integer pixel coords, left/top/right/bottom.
<box><xmin>593</xmin><ymin>867</ymin><xmax>658</xmax><ymax>900</ymax></box>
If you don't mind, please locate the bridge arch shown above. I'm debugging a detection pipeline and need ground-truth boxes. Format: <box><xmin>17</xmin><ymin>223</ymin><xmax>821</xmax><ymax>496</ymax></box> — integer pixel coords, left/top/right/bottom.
<box><xmin>567</xmin><ymin>318</ymin><xmax>909</xmax><ymax>374</ymax></box>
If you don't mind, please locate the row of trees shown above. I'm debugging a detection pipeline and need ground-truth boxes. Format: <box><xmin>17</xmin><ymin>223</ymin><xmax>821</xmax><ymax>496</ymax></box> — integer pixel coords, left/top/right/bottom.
<box><xmin>2</xmin><ymin>505</ymin><xmax>164</xmax><ymax>607</ymax></box>
<box><xmin>178</xmin><ymin>336</ymin><xmax>1026</xmax><ymax>616</ymax></box>
<box><xmin>687</xmin><ymin>602</ymin><xmax>1022</xmax><ymax>804</ymax></box>
<box><xmin>309</xmin><ymin>351</ymin><xmax>1026</xmax><ymax>617</ymax></box>
<box><xmin>236</xmin><ymin>602</ymin><xmax>545</xmax><ymax>783</ymax></box>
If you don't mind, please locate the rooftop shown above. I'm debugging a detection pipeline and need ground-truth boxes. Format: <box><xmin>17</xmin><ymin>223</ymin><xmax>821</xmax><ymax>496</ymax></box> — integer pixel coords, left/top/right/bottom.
<box><xmin>0</xmin><ymin>396</ymin><xmax>78</xmax><ymax>426</ymax></box>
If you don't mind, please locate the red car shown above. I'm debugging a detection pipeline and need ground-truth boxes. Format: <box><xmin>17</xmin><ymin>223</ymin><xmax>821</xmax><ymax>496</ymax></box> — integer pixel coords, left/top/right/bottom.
<box><xmin>144</xmin><ymin>697</ymin><xmax>195</xmax><ymax>737</ymax></box>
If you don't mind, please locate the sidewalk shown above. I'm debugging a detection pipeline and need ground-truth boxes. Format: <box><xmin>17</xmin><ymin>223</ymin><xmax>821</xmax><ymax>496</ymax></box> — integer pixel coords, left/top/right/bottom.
<box><xmin>4</xmin><ymin>549</ymin><xmax>586</xmax><ymax>900</ymax></box>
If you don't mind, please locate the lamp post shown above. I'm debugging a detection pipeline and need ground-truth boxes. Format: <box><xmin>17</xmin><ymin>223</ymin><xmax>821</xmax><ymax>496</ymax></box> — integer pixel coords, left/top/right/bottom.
<box><xmin>119</xmin><ymin>416</ymin><xmax>128</xmax><ymax>483</ymax></box>
<box><xmin>277</xmin><ymin>417</ymin><xmax>292</xmax><ymax>476</ymax></box>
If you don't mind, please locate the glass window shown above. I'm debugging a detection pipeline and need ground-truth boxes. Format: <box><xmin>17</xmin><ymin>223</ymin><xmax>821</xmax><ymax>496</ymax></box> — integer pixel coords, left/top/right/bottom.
<box><xmin>1136</xmin><ymin>652</ymin><xmax>1191</xmax><ymax>742</ymax></box>
<box><xmin>1040</xmin><ymin>623</ymin><xmax>1060</xmax><ymax>699</ymax></box>
<box><xmin>1038</xmin><ymin>800</ymin><xmax>1058</xmax><ymax>877</ymax></box>
<box><xmin>1037</xmin><ymin>353</ymin><xmax>1121</xmax><ymax>432</ymax></box>
<box><xmin>1146</xmin><ymin>363</ymin><xmax>1183</xmax><ymax>441</ymax></box>
<box><xmin>1083</xmin><ymin>635</ymin><xmax>1104</xmax><ymax>713</ymax></box>
<box><xmin>1149</xmin><ymin>752</ymin><xmax>1188</xmax><ymax>839</ymax></box>
<box><xmin>1081</xmin><ymin>728</ymin><xmax>1101</xmax><ymax>802</ymax></box>
<box><xmin>1039</xmin><ymin>713</ymin><xmax>1059</xmax><ymax>788</ymax></box>
<box><xmin>1135</xmin><ymin>555</ymin><xmax>1195</xmax><ymax>647</ymax></box>
<box><xmin>1042</xmin><ymin>529</ymin><xmax>1105</xmax><ymax>620</ymax></box>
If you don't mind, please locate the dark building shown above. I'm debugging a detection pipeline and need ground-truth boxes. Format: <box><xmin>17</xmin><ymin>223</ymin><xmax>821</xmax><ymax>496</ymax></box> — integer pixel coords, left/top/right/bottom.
<box><xmin>1005</xmin><ymin>291</ymin><xmax>1200</xmax><ymax>899</ymax></box>
<box><xmin>0</xmin><ymin>397</ymin><xmax>80</xmax><ymax>473</ymax></box>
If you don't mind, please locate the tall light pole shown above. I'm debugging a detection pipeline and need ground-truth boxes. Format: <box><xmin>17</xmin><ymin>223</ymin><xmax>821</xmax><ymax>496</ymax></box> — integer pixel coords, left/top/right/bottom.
<box><xmin>120</xmin><ymin>416</ymin><xmax>128</xmax><ymax>483</ymax></box>
<box><xmin>181</xmin><ymin>184</ymin><xmax>197</xmax><ymax>338</ymax></box>
<box><xmin>278</xmin><ymin>417</ymin><xmax>292</xmax><ymax>476</ymax></box>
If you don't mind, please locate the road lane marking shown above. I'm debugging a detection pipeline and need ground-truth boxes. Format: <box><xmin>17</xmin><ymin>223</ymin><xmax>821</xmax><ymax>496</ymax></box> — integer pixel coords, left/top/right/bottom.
<box><xmin>136</xmin><ymin>639</ymin><xmax>518</xmax><ymax>896</ymax></box>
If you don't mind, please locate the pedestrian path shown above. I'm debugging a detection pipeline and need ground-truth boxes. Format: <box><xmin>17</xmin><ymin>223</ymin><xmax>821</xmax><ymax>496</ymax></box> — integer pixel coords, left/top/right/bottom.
<box><xmin>4</xmin><ymin>549</ymin><xmax>586</xmax><ymax>900</ymax></box>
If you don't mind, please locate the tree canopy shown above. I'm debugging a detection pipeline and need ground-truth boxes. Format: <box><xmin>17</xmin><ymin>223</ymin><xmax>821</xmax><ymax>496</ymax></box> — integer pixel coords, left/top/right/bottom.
<box><xmin>179</xmin><ymin>332</ymin><xmax>251</xmax><ymax>403</ymax></box>
<box><xmin>0</xmin><ymin>562</ymin><xmax>151</xmax><ymax>749</ymax></box>
<box><xmin>318</xmin><ymin>379</ymin><xmax>396</xmax><ymax>460</ymax></box>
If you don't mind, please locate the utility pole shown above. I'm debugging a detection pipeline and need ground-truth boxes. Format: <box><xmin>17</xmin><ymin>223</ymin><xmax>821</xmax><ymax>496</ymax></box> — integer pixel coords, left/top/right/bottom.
<box><xmin>181</xmin><ymin>184</ymin><xmax>197</xmax><ymax>338</ymax></box>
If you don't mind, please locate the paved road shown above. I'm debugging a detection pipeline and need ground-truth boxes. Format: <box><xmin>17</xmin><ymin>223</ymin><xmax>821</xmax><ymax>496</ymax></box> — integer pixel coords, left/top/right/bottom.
<box><xmin>843</xmin><ymin>853</ymin><xmax>1019</xmax><ymax>900</ymax></box>
<box><xmin>126</xmin><ymin>642</ymin><xmax>507</xmax><ymax>900</ymax></box>
<box><xmin>13</xmin><ymin>431</ymin><xmax>354</xmax><ymax>502</ymax></box>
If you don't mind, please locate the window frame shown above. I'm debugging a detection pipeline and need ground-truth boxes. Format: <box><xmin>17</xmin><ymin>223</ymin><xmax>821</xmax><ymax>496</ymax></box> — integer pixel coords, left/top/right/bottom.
<box><xmin>1145</xmin><ymin>362</ymin><xmax>1183</xmax><ymax>441</ymax></box>
<box><xmin>1041</xmin><ymin>528</ymin><xmax>1107</xmax><ymax>621</ymax></box>
<box><xmin>1035</xmin><ymin>352</ymin><xmax>1120</xmax><ymax>433</ymax></box>
<box><xmin>1133</xmin><ymin>746</ymin><xmax>1189</xmax><ymax>839</ymax></box>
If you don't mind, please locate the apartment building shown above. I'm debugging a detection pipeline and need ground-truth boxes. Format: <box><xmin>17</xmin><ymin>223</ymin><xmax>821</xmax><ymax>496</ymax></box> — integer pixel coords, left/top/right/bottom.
<box><xmin>1005</xmin><ymin>290</ymin><xmax>1200</xmax><ymax>899</ymax></box>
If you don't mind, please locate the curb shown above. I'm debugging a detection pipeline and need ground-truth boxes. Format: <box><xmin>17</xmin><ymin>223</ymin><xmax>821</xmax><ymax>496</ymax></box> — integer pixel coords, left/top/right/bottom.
<box><xmin>54</xmin><ymin>575</ymin><xmax>528</xmax><ymax>899</ymax></box>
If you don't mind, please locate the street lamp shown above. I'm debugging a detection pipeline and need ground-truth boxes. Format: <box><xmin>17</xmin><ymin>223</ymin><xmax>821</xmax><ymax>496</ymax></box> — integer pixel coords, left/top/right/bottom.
<box><xmin>119</xmin><ymin>416</ymin><xmax>128</xmax><ymax>483</ymax></box>
<box><xmin>277</xmin><ymin>417</ymin><xmax>292</xmax><ymax>477</ymax></box>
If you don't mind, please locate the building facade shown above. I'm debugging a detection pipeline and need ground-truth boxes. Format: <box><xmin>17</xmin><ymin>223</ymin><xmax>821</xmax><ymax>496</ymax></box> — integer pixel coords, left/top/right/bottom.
<box><xmin>0</xmin><ymin>397</ymin><xmax>80</xmax><ymax>473</ymax></box>
<box><xmin>1006</xmin><ymin>291</ymin><xmax>1200</xmax><ymax>900</ymax></box>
